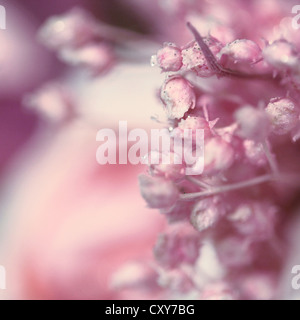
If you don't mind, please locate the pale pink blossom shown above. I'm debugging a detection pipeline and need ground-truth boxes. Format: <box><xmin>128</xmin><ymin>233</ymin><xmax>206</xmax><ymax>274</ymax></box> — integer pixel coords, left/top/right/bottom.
<box><xmin>58</xmin><ymin>43</ymin><xmax>115</xmax><ymax>75</ymax></box>
<box><xmin>152</xmin><ymin>43</ymin><xmax>182</xmax><ymax>72</ymax></box>
<box><xmin>154</xmin><ymin>224</ymin><xmax>201</xmax><ymax>269</ymax></box>
<box><xmin>200</xmin><ymin>282</ymin><xmax>238</xmax><ymax>300</ymax></box>
<box><xmin>181</xmin><ymin>38</ymin><xmax>223</xmax><ymax>77</ymax></box>
<box><xmin>263</xmin><ymin>40</ymin><xmax>300</xmax><ymax>72</ymax></box>
<box><xmin>38</xmin><ymin>8</ymin><xmax>98</xmax><ymax>50</ymax></box>
<box><xmin>147</xmin><ymin>151</ymin><xmax>185</xmax><ymax>181</ymax></box>
<box><xmin>139</xmin><ymin>174</ymin><xmax>179</xmax><ymax>209</ymax></box>
<box><xmin>23</xmin><ymin>82</ymin><xmax>75</xmax><ymax>122</ymax></box>
<box><xmin>4</xmin><ymin>0</ymin><xmax>300</xmax><ymax>301</ymax></box>
<box><xmin>218</xmin><ymin>39</ymin><xmax>262</xmax><ymax>73</ymax></box>
<box><xmin>160</xmin><ymin>76</ymin><xmax>196</xmax><ymax>119</ymax></box>
<box><xmin>235</xmin><ymin>105</ymin><xmax>271</xmax><ymax>141</ymax></box>
<box><xmin>204</xmin><ymin>137</ymin><xmax>235</xmax><ymax>174</ymax></box>
<box><xmin>266</xmin><ymin>97</ymin><xmax>300</xmax><ymax>135</ymax></box>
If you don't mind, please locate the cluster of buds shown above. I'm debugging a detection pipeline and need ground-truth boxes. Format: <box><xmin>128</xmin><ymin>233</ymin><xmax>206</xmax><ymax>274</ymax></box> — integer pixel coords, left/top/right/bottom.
<box><xmin>138</xmin><ymin>21</ymin><xmax>300</xmax><ymax>299</ymax></box>
<box><xmin>38</xmin><ymin>8</ymin><xmax>115</xmax><ymax>75</ymax></box>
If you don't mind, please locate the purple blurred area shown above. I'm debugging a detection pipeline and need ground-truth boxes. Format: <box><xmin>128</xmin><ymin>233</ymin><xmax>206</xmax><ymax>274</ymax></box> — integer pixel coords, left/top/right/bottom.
<box><xmin>0</xmin><ymin>0</ymin><xmax>73</xmax><ymax>176</ymax></box>
<box><xmin>1</xmin><ymin>0</ymin><xmax>300</xmax><ymax>301</ymax></box>
<box><xmin>0</xmin><ymin>0</ymin><xmax>161</xmax><ymax>177</ymax></box>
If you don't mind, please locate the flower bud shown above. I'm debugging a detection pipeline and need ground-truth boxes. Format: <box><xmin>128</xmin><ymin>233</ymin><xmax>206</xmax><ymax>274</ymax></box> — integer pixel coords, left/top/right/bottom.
<box><xmin>58</xmin><ymin>43</ymin><xmax>114</xmax><ymax>74</ymax></box>
<box><xmin>266</xmin><ymin>98</ymin><xmax>299</xmax><ymax>135</ymax></box>
<box><xmin>191</xmin><ymin>197</ymin><xmax>227</xmax><ymax>232</ymax></box>
<box><xmin>181</xmin><ymin>38</ymin><xmax>222</xmax><ymax>77</ymax></box>
<box><xmin>235</xmin><ymin>105</ymin><xmax>271</xmax><ymax>141</ymax></box>
<box><xmin>38</xmin><ymin>8</ymin><xmax>98</xmax><ymax>50</ymax></box>
<box><xmin>23</xmin><ymin>83</ymin><xmax>74</xmax><ymax>122</ymax></box>
<box><xmin>178</xmin><ymin>116</ymin><xmax>213</xmax><ymax>140</ymax></box>
<box><xmin>154</xmin><ymin>224</ymin><xmax>201</xmax><ymax>268</ymax></box>
<box><xmin>146</xmin><ymin>151</ymin><xmax>185</xmax><ymax>181</ymax></box>
<box><xmin>218</xmin><ymin>39</ymin><xmax>262</xmax><ymax>72</ymax></box>
<box><xmin>204</xmin><ymin>137</ymin><xmax>235</xmax><ymax>174</ymax></box>
<box><xmin>161</xmin><ymin>76</ymin><xmax>196</xmax><ymax>119</ymax></box>
<box><xmin>157</xmin><ymin>268</ymin><xmax>194</xmax><ymax>293</ymax></box>
<box><xmin>216</xmin><ymin>235</ymin><xmax>254</xmax><ymax>268</ymax></box>
<box><xmin>227</xmin><ymin>202</ymin><xmax>278</xmax><ymax>240</ymax></box>
<box><xmin>200</xmin><ymin>282</ymin><xmax>238</xmax><ymax>300</ymax></box>
<box><xmin>152</xmin><ymin>43</ymin><xmax>182</xmax><ymax>72</ymax></box>
<box><xmin>239</xmin><ymin>272</ymin><xmax>277</xmax><ymax>300</ymax></box>
<box><xmin>263</xmin><ymin>40</ymin><xmax>300</xmax><ymax>71</ymax></box>
<box><xmin>243</xmin><ymin>140</ymin><xmax>267</xmax><ymax>167</ymax></box>
<box><xmin>139</xmin><ymin>174</ymin><xmax>179</xmax><ymax>209</ymax></box>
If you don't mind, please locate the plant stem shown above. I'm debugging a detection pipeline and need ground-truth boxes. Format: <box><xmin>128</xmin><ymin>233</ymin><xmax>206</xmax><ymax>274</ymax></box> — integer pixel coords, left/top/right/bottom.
<box><xmin>180</xmin><ymin>174</ymin><xmax>273</xmax><ymax>200</ymax></box>
<box><xmin>262</xmin><ymin>139</ymin><xmax>279</xmax><ymax>175</ymax></box>
<box><xmin>186</xmin><ymin>22</ymin><xmax>277</xmax><ymax>81</ymax></box>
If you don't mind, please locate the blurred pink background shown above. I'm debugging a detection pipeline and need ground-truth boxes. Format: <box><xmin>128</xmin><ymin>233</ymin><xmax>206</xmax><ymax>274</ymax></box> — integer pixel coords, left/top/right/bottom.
<box><xmin>0</xmin><ymin>0</ymin><xmax>170</xmax><ymax>300</ymax></box>
<box><xmin>0</xmin><ymin>0</ymin><xmax>300</xmax><ymax>300</ymax></box>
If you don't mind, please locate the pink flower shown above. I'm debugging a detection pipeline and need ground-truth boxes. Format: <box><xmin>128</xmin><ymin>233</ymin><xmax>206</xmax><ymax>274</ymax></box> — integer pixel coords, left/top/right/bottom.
<box><xmin>154</xmin><ymin>223</ymin><xmax>201</xmax><ymax>269</ymax></box>
<box><xmin>191</xmin><ymin>196</ymin><xmax>227</xmax><ymax>232</ymax></box>
<box><xmin>139</xmin><ymin>174</ymin><xmax>179</xmax><ymax>209</ymax></box>
<box><xmin>181</xmin><ymin>38</ymin><xmax>222</xmax><ymax>77</ymax></box>
<box><xmin>58</xmin><ymin>43</ymin><xmax>115</xmax><ymax>75</ymax></box>
<box><xmin>138</xmin><ymin>3</ymin><xmax>300</xmax><ymax>299</ymax></box>
<box><xmin>235</xmin><ymin>105</ymin><xmax>271</xmax><ymax>141</ymax></box>
<box><xmin>152</xmin><ymin>43</ymin><xmax>182</xmax><ymax>72</ymax></box>
<box><xmin>5</xmin><ymin>0</ymin><xmax>300</xmax><ymax>301</ymax></box>
<box><xmin>23</xmin><ymin>82</ymin><xmax>75</xmax><ymax>122</ymax></box>
<box><xmin>177</xmin><ymin>116</ymin><xmax>213</xmax><ymax>140</ymax></box>
<box><xmin>204</xmin><ymin>137</ymin><xmax>235</xmax><ymax>174</ymax></box>
<box><xmin>263</xmin><ymin>40</ymin><xmax>300</xmax><ymax>72</ymax></box>
<box><xmin>218</xmin><ymin>39</ymin><xmax>262</xmax><ymax>73</ymax></box>
<box><xmin>160</xmin><ymin>76</ymin><xmax>196</xmax><ymax>119</ymax></box>
<box><xmin>266</xmin><ymin>97</ymin><xmax>300</xmax><ymax>135</ymax></box>
<box><xmin>38</xmin><ymin>8</ymin><xmax>98</xmax><ymax>50</ymax></box>
<box><xmin>200</xmin><ymin>282</ymin><xmax>238</xmax><ymax>300</ymax></box>
<box><xmin>147</xmin><ymin>151</ymin><xmax>185</xmax><ymax>181</ymax></box>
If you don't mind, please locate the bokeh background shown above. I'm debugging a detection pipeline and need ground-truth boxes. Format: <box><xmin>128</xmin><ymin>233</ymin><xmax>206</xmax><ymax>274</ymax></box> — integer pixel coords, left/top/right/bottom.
<box><xmin>0</xmin><ymin>0</ymin><xmax>170</xmax><ymax>300</ymax></box>
<box><xmin>0</xmin><ymin>0</ymin><xmax>300</xmax><ymax>300</ymax></box>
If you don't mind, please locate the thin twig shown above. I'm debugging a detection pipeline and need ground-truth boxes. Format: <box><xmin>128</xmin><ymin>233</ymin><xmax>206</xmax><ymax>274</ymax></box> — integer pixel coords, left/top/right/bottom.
<box><xmin>186</xmin><ymin>22</ymin><xmax>276</xmax><ymax>81</ymax></box>
<box><xmin>262</xmin><ymin>139</ymin><xmax>279</xmax><ymax>175</ymax></box>
<box><xmin>185</xmin><ymin>176</ymin><xmax>212</xmax><ymax>189</ymax></box>
<box><xmin>180</xmin><ymin>174</ymin><xmax>273</xmax><ymax>200</ymax></box>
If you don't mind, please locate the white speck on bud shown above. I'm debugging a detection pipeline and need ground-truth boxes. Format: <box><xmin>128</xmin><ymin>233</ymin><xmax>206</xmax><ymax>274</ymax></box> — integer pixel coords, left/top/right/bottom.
<box><xmin>150</xmin><ymin>54</ymin><xmax>158</xmax><ymax>67</ymax></box>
